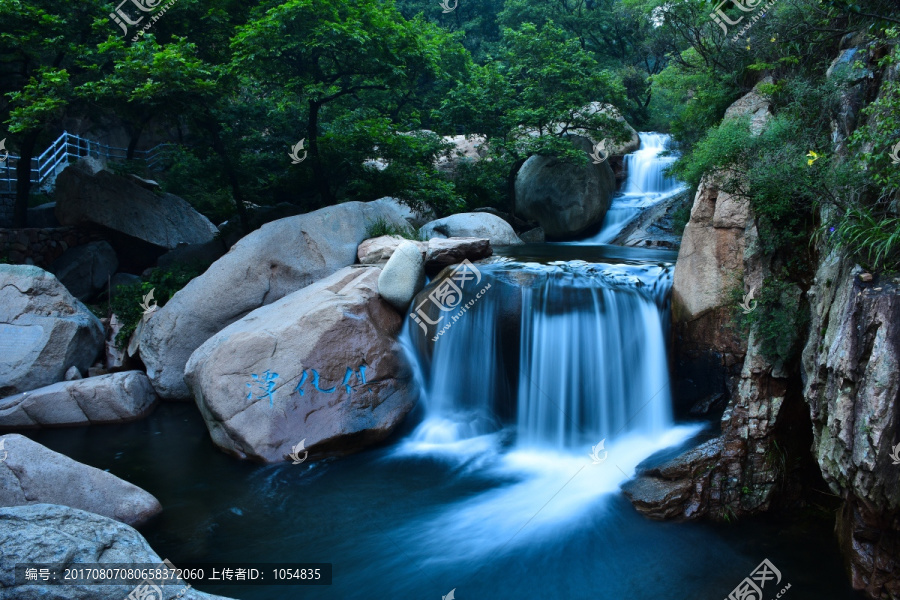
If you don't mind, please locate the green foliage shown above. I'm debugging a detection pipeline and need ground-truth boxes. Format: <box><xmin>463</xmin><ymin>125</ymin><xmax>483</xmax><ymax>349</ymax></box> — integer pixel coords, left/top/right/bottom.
<box><xmin>744</xmin><ymin>276</ymin><xmax>810</xmax><ymax>364</ymax></box>
<box><xmin>825</xmin><ymin>207</ymin><xmax>900</xmax><ymax>272</ymax></box>
<box><xmin>671</xmin><ymin>201</ymin><xmax>692</xmax><ymax>237</ymax></box>
<box><xmin>106</xmin><ymin>265</ymin><xmax>202</xmax><ymax>348</ymax></box>
<box><xmin>365</xmin><ymin>218</ymin><xmax>420</xmax><ymax>241</ymax></box>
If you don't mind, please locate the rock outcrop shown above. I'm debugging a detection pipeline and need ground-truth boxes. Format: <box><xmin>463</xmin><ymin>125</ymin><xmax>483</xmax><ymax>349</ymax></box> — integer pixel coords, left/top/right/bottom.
<box><xmin>514</xmin><ymin>135</ymin><xmax>616</xmax><ymax>239</ymax></box>
<box><xmin>357</xmin><ymin>235</ymin><xmax>492</xmax><ymax>271</ymax></box>
<box><xmin>184</xmin><ymin>267</ymin><xmax>418</xmax><ymax>463</ymax></box>
<box><xmin>801</xmin><ymin>252</ymin><xmax>900</xmax><ymax>599</ymax></box>
<box><xmin>54</xmin><ymin>167</ymin><xmax>219</xmax><ymax>250</ymax></box>
<box><xmin>139</xmin><ymin>199</ymin><xmax>409</xmax><ymax>399</ymax></box>
<box><xmin>0</xmin><ymin>265</ymin><xmax>104</xmax><ymax>397</ymax></box>
<box><xmin>0</xmin><ymin>504</ymin><xmax>235</xmax><ymax>600</ymax></box>
<box><xmin>0</xmin><ymin>371</ymin><xmax>157</xmax><ymax>428</ymax></box>
<box><xmin>49</xmin><ymin>240</ymin><xmax>119</xmax><ymax>301</ymax></box>
<box><xmin>0</xmin><ymin>434</ymin><xmax>161</xmax><ymax>526</ymax></box>
<box><xmin>421</xmin><ymin>213</ymin><xmax>521</xmax><ymax>246</ymax></box>
<box><xmin>377</xmin><ymin>241</ymin><xmax>425</xmax><ymax>310</ymax></box>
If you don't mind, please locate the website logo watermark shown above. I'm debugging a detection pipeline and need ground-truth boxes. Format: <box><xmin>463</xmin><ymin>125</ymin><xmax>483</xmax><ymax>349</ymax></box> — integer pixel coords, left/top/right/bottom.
<box><xmin>108</xmin><ymin>0</ymin><xmax>181</xmax><ymax>42</ymax></box>
<box><xmin>0</xmin><ymin>439</ymin><xmax>7</xmax><ymax>463</ymax></box>
<box><xmin>140</xmin><ymin>288</ymin><xmax>159</xmax><ymax>316</ymax></box>
<box><xmin>890</xmin><ymin>443</ymin><xmax>900</xmax><ymax>466</ymax></box>
<box><xmin>0</xmin><ymin>138</ymin><xmax>8</xmax><ymax>164</ymax></box>
<box><xmin>124</xmin><ymin>559</ymin><xmax>191</xmax><ymax>600</ymax></box>
<box><xmin>289</xmin><ymin>139</ymin><xmax>307</xmax><ymax>164</ymax></box>
<box><xmin>889</xmin><ymin>142</ymin><xmax>900</xmax><ymax>165</ymax></box>
<box><xmin>724</xmin><ymin>559</ymin><xmax>789</xmax><ymax>600</ymax></box>
<box><xmin>738</xmin><ymin>288</ymin><xmax>758</xmax><ymax>314</ymax></box>
<box><xmin>439</xmin><ymin>0</ymin><xmax>458</xmax><ymax>13</ymax></box>
<box><xmin>709</xmin><ymin>0</ymin><xmax>777</xmax><ymax>41</ymax></box>
<box><xmin>409</xmin><ymin>260</ymin><xmax>491</xmax><ymax>342</ymax></box>
<box><xmin>442</xmin><ymin>589</ymin><xmax>456</xmax><ymax>600</ymax></box>
<box><xmin>589</xmin><ymin>439</ymin><xmax>608</xmax><ymax>464</ymax></box>
<box><xmin>289</xmin><ymin>440</ymin><xmax>308</xmax><ymax>465</ymax></box>
<box><xmin>589</xmin><ymin>140</ymin><xmax>608</xmax><ymax>164</ymax></box>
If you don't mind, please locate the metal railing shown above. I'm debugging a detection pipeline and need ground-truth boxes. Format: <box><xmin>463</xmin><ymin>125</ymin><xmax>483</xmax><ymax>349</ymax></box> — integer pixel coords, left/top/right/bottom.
<box><xmin>0</xmin><ymin>132</ymin><xmax>172</xmax><ymax>195</ymax></box>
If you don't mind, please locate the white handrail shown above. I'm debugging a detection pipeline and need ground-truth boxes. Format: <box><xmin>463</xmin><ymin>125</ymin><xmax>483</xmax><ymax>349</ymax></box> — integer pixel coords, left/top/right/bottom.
<box><xmin>0</xmin><ymin>132</ymin><xmax>172</xmax><ymax>192</ymax></box>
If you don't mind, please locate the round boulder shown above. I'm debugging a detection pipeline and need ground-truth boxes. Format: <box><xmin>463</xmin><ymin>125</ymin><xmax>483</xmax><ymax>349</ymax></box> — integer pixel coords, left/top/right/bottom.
<box><xmin>514</xmin><ymin>135</ymin><xmax>616</xmax><ymax>239</ymax></box>
<box><xmin>184</xmin><ymin>266</ymin><xmax>418</xmax><ymax>463</ymax></box>
<box><xmin>377</xmin><ymin>241</ymin><xmax>426</xmax><ymax>310</ymax></box>
<box><xmin>0</xmin><ymin>265</ymin><xmax>104</xmax><ymax>397</ymax></box>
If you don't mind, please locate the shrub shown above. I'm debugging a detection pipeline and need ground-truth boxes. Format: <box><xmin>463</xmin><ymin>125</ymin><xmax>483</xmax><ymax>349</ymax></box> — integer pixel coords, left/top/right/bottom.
<box><xmin>365</xmin><ymin>218</ymin><xmax>420</xmax><ymax>241</ymax></box>
<box><xmin>105</xmin><ymin>264</ymin><xmax>203</xmax><ymax>348</ymax></box>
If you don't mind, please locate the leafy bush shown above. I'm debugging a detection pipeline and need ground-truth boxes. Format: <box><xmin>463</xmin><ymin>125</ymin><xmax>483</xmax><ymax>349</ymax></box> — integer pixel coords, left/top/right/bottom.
<box><xmin>744</xmin><ymin>276</ymin><xmax>810</xmax><ymax>364</ymax></box>
<box><xmin>106</xmin><ymin>265</ymin><xmax>202</xmax><ymax>348</ymax></box>
<box><xmin>825</xmin><ymin>207</ymin><xmax>900</xmax><ymax>272</ymax></box>
<box><xmin>365</xmin><ymin>218</ymin><xmax>420</xmax><ymax>241</ymax></box>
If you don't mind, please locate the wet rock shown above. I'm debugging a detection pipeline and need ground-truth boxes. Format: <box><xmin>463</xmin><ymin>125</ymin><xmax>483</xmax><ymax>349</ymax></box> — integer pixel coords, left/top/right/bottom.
<box><xmin>0</xmin><ymin>434</ymin><xmax>161</xmax><ymax>526</ymax></box>
<box><xmin>424</xmin><ymin>238</ymin><xmax>491</xmax><ymax>272</ymax></box>
<box><xmin>184</xmin><ymin>267</ymin><xmax>417</xmax><ymax>463</ymax></box>
<box><xmin>0</xmin><ymin>265</ymin><xmax>104</xmax><ymax>397</ymax></box>
<box><xmin>0</xmin><ymin>371</ymin><xmax>157</xmax><ymax>429</ymax></box>
<box><xmin>358</xmin><ymin>235</ymin><xmax>426</xmax><ymax>266</ymax></box>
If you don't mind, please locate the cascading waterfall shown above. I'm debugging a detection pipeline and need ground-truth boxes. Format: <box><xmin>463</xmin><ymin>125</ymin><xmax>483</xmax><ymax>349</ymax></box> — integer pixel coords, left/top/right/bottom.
<box><xmin>516</xmin><ymin>265</ymin><xmax>672</xmax><ymax>449</ymax></box>
<box><xmin>401</xmin><ymin>260</ymin><xmax>679</xmax><ymax>452</ymax></box>
<box><xmin>578</xmin><ymin>132</ymin><xmax>685</xmax><ymax>244</ymax></box>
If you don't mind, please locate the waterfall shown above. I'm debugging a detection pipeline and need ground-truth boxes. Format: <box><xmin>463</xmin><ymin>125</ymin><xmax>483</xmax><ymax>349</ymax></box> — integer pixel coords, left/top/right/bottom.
<box><xmin>401</xmin><ymin>260</ymin><xmax>675</xmax><ymax>452</ymax></box>
<box><xmin>579</xmin><ymin>132</ymin><xmax>685</xmax><ymax>244</ymax></box>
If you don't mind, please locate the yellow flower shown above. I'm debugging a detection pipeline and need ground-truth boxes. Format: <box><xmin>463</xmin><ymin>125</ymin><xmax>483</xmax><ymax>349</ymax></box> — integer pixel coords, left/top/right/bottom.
<box><xmin>806</xmin><ymin>151</ymin><xmax>820</xmax><ymax>166</ymax></box>
<box><xmin>770</xmin><ymin>36</ymin><xmax>776</xmax><ymax>42</ymax></box>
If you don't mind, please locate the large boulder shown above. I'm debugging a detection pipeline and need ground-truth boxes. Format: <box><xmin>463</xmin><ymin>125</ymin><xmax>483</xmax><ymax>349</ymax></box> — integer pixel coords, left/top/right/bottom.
<box><xmin>421</xmin><ymin>213</ymin><xmax>521</xmax><ymax>246</ymax></box>
<box><xmin>358</xmin><ymin>235</ymin><xmax>427</xmax><ymax>266</ymax></box>
<box><xmin>0</xmin><ymin>504</ymin><xmax>235</xmax><ymax>600</ymax></box>
<box><xmin>378</xmin><ymin>241</ymin><xmax>425</xmax><ymax>310</ymax></box>
<box><xmin>0</xmin><ymin>434</ymin><xmax>161</xmax><ymax>526</ymax></box>
<box><xmin>184</xmin><ymin>267</ymin><xmax>418</xmax><ymax>463</ymax></box>
<box><xmin>514</xmin><ymin>135</ymin><xmax>616</xmax><ymax>239</ymax></box>
<box><xmin>0</xmin><ymin>265</ymin><xmax>104</xmax><ymax>397</ymax></box>
<box><xmin>0</xmin><ymin>371</ymin><xmax>158</xmax><ymax>429</ymax></box>
<box><xmin>140</xmin><ymin>199</ymin><xmax>410</xmax><ymax>399</ymax></box>
<box><xmin>435</xmin><ymin>134</ymin><xmax>489</xmax><ymax>175</ymax></box>
<box><xmin>49</xmin><ymin>240</ymin><xmax>119</xmax><ymax>301</ymax></box>
<box><xmin>54</xmin><ymin>166</ymin><xmax>219</xmax><ymax>250</ymax></box>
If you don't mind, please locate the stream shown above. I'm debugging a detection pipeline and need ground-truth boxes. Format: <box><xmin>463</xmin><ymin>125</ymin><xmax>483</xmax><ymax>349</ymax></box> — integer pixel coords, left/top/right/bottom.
<box><xmin>23</xmin><ymin>134</ymin><xmax>858</xmax><ymax>600</ymax></box>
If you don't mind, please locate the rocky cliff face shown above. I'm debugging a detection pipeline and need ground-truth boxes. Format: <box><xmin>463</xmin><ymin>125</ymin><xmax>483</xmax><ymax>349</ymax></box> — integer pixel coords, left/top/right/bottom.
<box><xmin>624</xmin><ymin>41</ymin><xmax>900</xmax><ymax>600</ymax></box>
<box><xmin>802</xmin><ymin>251</ymin><xmax>900</xmax><ymax>599</ymax></box>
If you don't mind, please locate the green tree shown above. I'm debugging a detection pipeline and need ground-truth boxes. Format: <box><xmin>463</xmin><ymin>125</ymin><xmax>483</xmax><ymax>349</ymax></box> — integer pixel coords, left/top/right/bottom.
<box><xmin>230</xmin><ymin>0</ymin><xmax>467</xmax><ymax>204</ymax></box>
<box><xmin>0</xmin><ymin>0</ymin><xmax>113</xmax><ymax>226</ymax></box>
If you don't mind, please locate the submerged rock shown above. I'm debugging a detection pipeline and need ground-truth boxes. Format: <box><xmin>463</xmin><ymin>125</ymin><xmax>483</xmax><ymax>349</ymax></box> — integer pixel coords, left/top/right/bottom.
<box><xmin>0</xmin><ymin>504</ymin><xmax>235</xmax><ymax>599</ymax></box>
<box><xmin>0</xmin><ymin>265</ymin><xmax>104</xmax><ymax>397</ymax></box>
<box><xmin>0</xmin><ymin>371</ymin><xmax>157</xmax><ymax>428</ymax></box>
<box><xmin>0</xmin><ymin>434</ymin><xmax>161</xmax><ymax>526</ymax></box>
<box><xmin>185</xmin><ymin>267</ymin><xmax>417</xmax><ymax>463</ymax></box>
<box><xmin>140</xmin><ymin>199</ymin><xmax>410</xmax><ymax>399</ymax></box>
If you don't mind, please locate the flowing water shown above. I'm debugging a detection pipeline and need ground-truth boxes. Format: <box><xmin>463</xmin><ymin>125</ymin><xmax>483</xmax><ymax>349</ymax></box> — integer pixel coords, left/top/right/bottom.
<box><xmin>578</xmin><ymin>132</ymin><xmax>684</xmax><ymax>244</ymax></box>
<box><xmin>20</xmin><ymin>132</ymin><xmax>859</xmax><ymax>600</ymax></box>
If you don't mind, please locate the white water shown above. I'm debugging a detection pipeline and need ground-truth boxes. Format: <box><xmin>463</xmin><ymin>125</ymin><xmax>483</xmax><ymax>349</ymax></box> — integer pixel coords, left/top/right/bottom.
<box><xmin>393</xmin><ymin>260</ymin><xmax>700</xmax><ymax>556</ymax></box>
<box><xmin>579</xmin><ymin>132</ymin><xmax>685</xmax><ymax>244</ymax></box>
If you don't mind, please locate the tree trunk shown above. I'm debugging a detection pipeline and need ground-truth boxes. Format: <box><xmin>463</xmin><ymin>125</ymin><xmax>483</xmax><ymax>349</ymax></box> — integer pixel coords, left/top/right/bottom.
<box><xmin>307</xmin><ymin>100</ymin><xmax>334</xmax><ymax>204</ymax></box>
<box><xmin>507</xmin><ymin>156</ymin><xmax>527</xmax><ymax>221</ymax></box>
<box><xmin>13</xmin><ymin>130</ymin><xmax>41</xmax><ymax>228</ymax></box>
<box><xmin>205</xmin><ymin>121</ymin><xmax>249</xmax><ymax>232</ymax></box>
